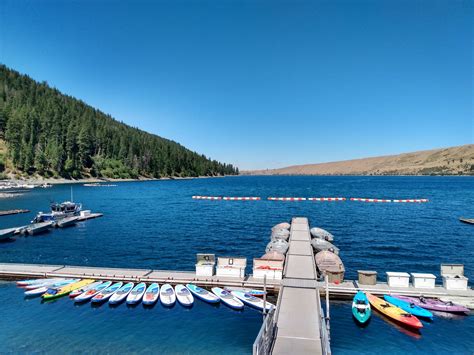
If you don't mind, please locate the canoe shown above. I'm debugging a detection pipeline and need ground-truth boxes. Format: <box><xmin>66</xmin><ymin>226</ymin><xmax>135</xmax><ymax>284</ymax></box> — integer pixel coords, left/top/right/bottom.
<box><xmin>212</xmin><ymin>287</ymin><xmax>244</xmax><ymax>310</ymax></box>
<box><xmin>311</xmin><ymin>238</ymin><xmax>339</xmax><ymax>254</ymax></box>
<box><xmin>142</xmin><ymin>283</ymin><xmax>160</xmax><ymax>306</ymax></box>
<box><xmin>175</xmin><ymin>284</ymin><xmax>194</xmax><ymax>307</ymax></box>
<box><xmin>367</xmin><ymin>293</ymin><xmax>423</xmax><ymax>329</ymax></box>
<box><xmin>42</xmin><ymin>279</ymin><xmax>95</xmax><ymax>300</ymax></box>
<box><xmin>352</xmin><ymin>291</ymin><xmax>371</xmax><ymax>324</ymax></box>
<box><xmin>109</xmin><ymin>282</ymin><xmax>135</xmax><ymax>305</ymax></box>
<box><xmin>186</xmin><ymin>284</ymin><xmax>220</xmax><ymax>304</ymax></box>
<box><xmin>17</xmin><ymin>278</ymin><xmax>65</xmax><ymax>287</ymax></box>
<box><xmin>160</xmin><ymin>284</ymin><xmax>176</xmax><ymax>306</ymax></box>
<box><xmin>91</xmin><ymin>282</ymin><xmax>123</xmax><ymax>303</ymax></box>
<box><xmin>392</xmin><ymin>295</ymin><xmax>469</xmax><ymax>314</ymax></box>
<box><xmin>126</xmin><ymin>282</ymin><xmax>147</xmax><ymax>305</ymax></box>
<box><xmin>310</xmin><ymin>227</ymin><xmax>334</xmax><ymax>241</ymax></box>
<box><xmin>75</xmin><ymin>281</ymin><xmax>112</xmax><ymax>303</ymax></box>
<box><xmin>231</xmin><ymin>290</ymin><xmax>274</xmax><ymax>311</ymax></box>
<box><xmin>384</xmin><ymin>295</ymin><xmax>433</xmax><ymax>319</ymax></box>
<box><xmin>70</xmin><ymin>281</ymin><xmax>103</xmax><ymax>298</ymax></box>
<box><xmin>315</xmin><ymin>250</ymin><xmax>345</xmax><ymax>282</ymax></box>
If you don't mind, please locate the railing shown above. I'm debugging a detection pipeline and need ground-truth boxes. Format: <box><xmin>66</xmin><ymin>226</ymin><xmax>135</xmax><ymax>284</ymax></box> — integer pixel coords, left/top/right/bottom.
<box><xmin>252</xmin><ymin>308</ymin><xmax>276</xmax><ymax>355</ymax></box>
<box><xmin>317</xmin><ymin>279</ymin><xmax>331</xmax><ymax>355</ymax></box>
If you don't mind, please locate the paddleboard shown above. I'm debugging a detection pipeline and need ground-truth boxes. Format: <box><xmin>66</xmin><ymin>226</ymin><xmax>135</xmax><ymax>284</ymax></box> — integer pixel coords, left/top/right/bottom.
<box><xmin>91</xmin><ymin>282</ymin><xmax>123</xmax><ymax>303</ymax></box>
<box><xmin>109</xmin><ymin>282</ymin><xmax>134</xmax><ymax>305</ymax></box>
<box><xmin>25</xmin><ymin>279</ymin><xmax>78</xmax><ymax>297</ymax></box>
<box><xmin>17</xmin><ymin>278</ymin><xmax>65</xmax><ymax>287</ymax></box>
<box><xmin>75</xmin><ymin>281</ymin><xmax>112</xmax><ymax>303</ymax></box>
<box><xmin>126</xmin><ymin>282</ymin><xmax>147</xmax><ymax>305</ymax></box>
<box><xmin>352</xmin><ymin>291</ymin><xmax>371</xmax><ymax>324</ymax></box>
<box><xmin>160</xmin><ymin>284</ymin><xmax>176</xmax><ymax>306</ymax></box>
<box><xmin>69</xmin><ymin>281</ymin><xmax>103</xmax><ymax>298</ymax></box>
<box><xmin>142</xmin><ymin>283</ymin><xmax>160</xmax><ymax>306</ymax></box>
<box><xmin>175</xmin><ymin>284</ymin><xmax>194</xmax><ymax>307</ymax></box>
<box><xmin>231</xmin><ymin>290</ymin><xmax>273</xmax><ymax>311</ymax></box>
<box><xmin>384</xmin><ymin>295</ymin><xmax>433</xmax><ymax>319</ymax></box>
<box><xmin>186</xmin><ymin>284</ymin><xmax>220</xmax><ymax>304</ymax></box>
<box><xmin>42</xmin><ymin>279</ymin><xmax>95</xmax><ymax>300</ymax></box>
<box><xmin>212</xmin><ymin>288</ymin><xmax>244</xmax><ymax>310</ymax></box>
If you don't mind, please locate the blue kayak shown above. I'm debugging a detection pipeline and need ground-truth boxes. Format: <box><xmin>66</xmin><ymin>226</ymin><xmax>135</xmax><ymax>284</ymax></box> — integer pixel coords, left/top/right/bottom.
<box><xmin>384</xmin><ymin>295</ymin><xmax>433</xmax><ymax>319</ymax></box>
<box><xmin>352</xmin><ymin>291</ymin><xmax>371</xmax><ymax>324</ymax></box>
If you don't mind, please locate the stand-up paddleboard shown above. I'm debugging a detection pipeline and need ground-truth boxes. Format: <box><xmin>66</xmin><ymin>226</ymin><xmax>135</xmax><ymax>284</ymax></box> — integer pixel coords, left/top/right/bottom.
<box><xmin>75</xmin><ymin>281</ymin><xmax>112</xmax><ymax>303</ymax></box>
<box><xmin>126</xmin><ymin>282</ymin><xmax>147</xmax><ymax>305</ymax></box>
<box><xmin>367</xmin><ymin>293</ymin><xmax>423</xmax><ymax>330</ymax></box>
<box><xmin>384</xmin><ymin>295</ymin><xmax>433</xmax><ymax>319</ymax></box>
<box><xmin>225</xmin><ymin>287</ymin><xmax>266</xmax><ymax>297</ymax></box>
<box><xmin>231</xmin><ymin>290</ymin><xmax>273</xmax><ymax>311</ymax></box>
<box><xmin>69</xmin><ymin>281</ymin><xmax>103</xmax><ymax>298</ymax></box>
<box><xmin>352</xmin><ymin>291</ymin><xmax>371</xmax><ymax>324</ymax></box>
<box><xmin>212</xmin><ymin>288</ymin><xmax>244</xmax><ymax>310</ymax></box>
<box><xmin>175</xmin><ymin>284</ymin><xmax>194</xmax><ymax>307</ymax></box>
<box><xmin>91</xmin><ymin>282</ymin><xmax>123</xmax><ymax>304</ymax></box>
<box><xmin>186</xmin><ymin>284</ymin><xmax>220</xmax><ymax>304</ymax></box>
<box><xmin>24</xmin><ymin>279</ymin><xmax>76</xmax><ymax>290</ymax></box>
<box><xmin>142</xmin><ymin>283</ymin><xmax>160</xmax><ymax>306</ymax></box>
<box><xmin>25</xmin><ymin>279</ymin><xmax>78</xmax><ymax>297</ymax></box>
<box><xmin>42</xmin><ymin>279</ymin><xmax>95</xmax><ymax>300</ymax></box>
<box><xmin>17</xmin><ymin>278</ymin><xmax>66</xmax><ymax>287</ymax></box>
<box><xmin>109</xmin><ymin>282</ymin><xmax>134</xmax><ymax>305</ymax></box>
<box><xmin>160</xmin><ymin>284</ymin><xmax>176</xmax><ymax>306</ymax></box>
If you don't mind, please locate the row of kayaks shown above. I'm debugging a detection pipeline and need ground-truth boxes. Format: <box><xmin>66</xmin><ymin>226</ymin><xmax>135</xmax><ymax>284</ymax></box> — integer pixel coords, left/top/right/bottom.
<box><xmin>352</xmin><ymin>291</ymin><xmax>469</xmax><ymax>330</ymax></box>
<box><xmin>17</xmin><ymin>278</ymin><xmax>274</xmax><ymax>311</ymax></box>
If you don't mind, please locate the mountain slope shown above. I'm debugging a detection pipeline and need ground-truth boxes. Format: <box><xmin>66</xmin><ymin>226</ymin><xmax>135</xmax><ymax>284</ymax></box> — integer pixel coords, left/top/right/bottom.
<box><xmin>0</xmin><ymin>64</ymin><xmax>238</xmax><ymax>179</ymax></box>
<box><xmin>245</xmin><ymin>145</ymin><xmax>474</xmax><ymax>176</ymax></box>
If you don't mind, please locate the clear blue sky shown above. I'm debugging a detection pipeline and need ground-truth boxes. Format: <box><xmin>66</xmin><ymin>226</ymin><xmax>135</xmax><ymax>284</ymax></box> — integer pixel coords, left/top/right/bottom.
<box><xmin>1</xmin><ymin>0</ymin><xmax>472</xmax><ymax>169</ymax></box>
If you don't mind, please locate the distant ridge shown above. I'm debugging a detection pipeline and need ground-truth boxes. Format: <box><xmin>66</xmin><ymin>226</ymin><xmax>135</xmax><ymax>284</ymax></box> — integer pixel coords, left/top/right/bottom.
<box><xmin>245</xmin><ymin>145</ymin><xmax>474</xmax><ymax>176</ymax></box>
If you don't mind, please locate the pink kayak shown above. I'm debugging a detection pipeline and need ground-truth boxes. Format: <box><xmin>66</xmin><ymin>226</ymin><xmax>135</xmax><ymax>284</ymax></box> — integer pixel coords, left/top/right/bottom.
<box><xmin>393</xmin><ymin>295</ymin><xmax>469</xmax><ymax>314</ymax></box>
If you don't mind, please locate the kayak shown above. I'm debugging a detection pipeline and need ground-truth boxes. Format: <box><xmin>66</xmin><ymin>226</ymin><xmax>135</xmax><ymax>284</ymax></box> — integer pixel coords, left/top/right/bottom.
<box><xmin>160</xmin><ymin>284</ymin><xmax>176</xmax><ymax>306</ymax></box>
<box><xmin>175</xmin><ymin>284</ymin><xmax>194</xmax><ymax>307</ymax></box>
<box><xmin>75</xmin><ymin>281</ymin><xmax>112</xmax><ymax>303</ymax></box>
<box><xmin>352</xmin><ymin>291</ymin><xmax>371</xmax><ymax>324</ymax></box>
<box><xmin>391</xmin><ymin>295</ymin><xmax>470</xmax><ymax>314</ymax></box>
<box><xmin>126</xmin><ymin>282</ymin><xmax>147</xmax><ymax>305</ymax></box>
<box><xmin>186</xmin><ymin>284</ymin><xmax>220</xmax><ymax>304</ymax></box>
<box><xmin>69</xmin><ymin>281</ymin><xmax>103</xmax><ymax>298</ymax></box>
<box><xmin>231</xmin><ymin>290</ymin><xmax>274</xmax><ymax>311</ymax></box>
<box><xmin>42</xmin><ymin>279</ymin><xmax>95</xmax><ymax>300</ymax></box>
<box><xmin>109</xmin><ymin>282</ymin><xmax>134</xmax><ymax>305</ymax></box>
<box><xmin>142</xmin><ymin>283</ymin><xmax>160</xmax><ymax>306</ymax></box>
<box><xmin>212</xmin><ymin>287</ymin><xmax>244</xmax><ymax>310</ymax></box>
<box><xmin>367</xmin><ymin>293</ymin><xmax>423</xmax><ymax>330</ymax></box>
<box><xmin>17</xmin><ymin>278</ymin><xmax>65</xmax><ymax>287</ymax></box>
<box><xmin>384</xmin><ymin>295</ymin><xmax>433</xmax><ymax>319</ymax></box>
<box><xmin>25</xmin><ymin>280</ymin><xmax>78</xmax><ymax>297</ymax></box>
<box><xmin>91</xmin><ymin>282</ymin><xmax>123</xmax><ymax>303</ymax></box>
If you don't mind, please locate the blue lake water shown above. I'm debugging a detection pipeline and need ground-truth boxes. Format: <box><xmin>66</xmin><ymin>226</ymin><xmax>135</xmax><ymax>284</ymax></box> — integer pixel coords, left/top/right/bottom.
<box><xmin>0</xmin><ymin>176</ymin><xmax>473</xmax><ymax>353</ymax></box>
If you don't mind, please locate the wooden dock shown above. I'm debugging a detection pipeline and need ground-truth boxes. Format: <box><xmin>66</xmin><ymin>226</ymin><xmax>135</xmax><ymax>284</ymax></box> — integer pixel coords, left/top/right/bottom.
<box><xmin>0</xmin><ymin>209</ymin><xmax>30</xmax><ymax>217</ymax></box>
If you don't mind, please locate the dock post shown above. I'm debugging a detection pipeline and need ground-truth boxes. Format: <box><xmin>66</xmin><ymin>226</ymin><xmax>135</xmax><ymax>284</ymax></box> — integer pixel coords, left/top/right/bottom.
<box><xmin>325</xmin><ymin>274</ymin><xmax>330</xmax><ymax>340</ymax></box>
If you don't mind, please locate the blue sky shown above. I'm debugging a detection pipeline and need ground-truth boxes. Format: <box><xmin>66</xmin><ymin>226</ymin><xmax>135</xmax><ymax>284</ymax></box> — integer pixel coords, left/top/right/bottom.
<box><xmin>1</xmin><ymin>0</ymin><xmax>472</xmax><ymax>169</ymax></box>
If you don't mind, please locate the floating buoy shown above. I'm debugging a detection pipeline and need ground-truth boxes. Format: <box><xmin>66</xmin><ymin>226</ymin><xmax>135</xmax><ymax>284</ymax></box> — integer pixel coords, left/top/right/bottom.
<box><xmin>350</xmin><ymin>198</ymin><xmax>392</xmax><ymax>203</ymax></box>
<box><xmin>308</xmin><ymin>197</ymin><xmax>346</xmax><ymax>201</ymax></box>
<box><xmin>192</xmin><ymin>196</ymin><xmax>222</xmax><ymax>200</ymax></box>
<box><xmin>393</xmin><ymin>199</ymin><xmax>429</xmax><ymax>203</ymax></box>
<box><xmin>222</xmin><ymin>197</ymin><xmax>260</xmax><ymax>200</ymax></box>
<box><xmin>267</xmin><ymin>197</ymin><xmax>307</xmax><ymax>201</ymax></box>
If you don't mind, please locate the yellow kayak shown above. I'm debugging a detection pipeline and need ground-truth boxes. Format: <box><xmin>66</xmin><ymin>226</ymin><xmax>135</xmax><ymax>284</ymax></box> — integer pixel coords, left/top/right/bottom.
<box><xmin>42</xmin><ymin>279</ymin><xmax>95</xmax><ymax>300</ymax></box>
<box><xmin>367</xmin><ymin>293</ymin><xmax>423</xmax><ymax>329</ymax></box>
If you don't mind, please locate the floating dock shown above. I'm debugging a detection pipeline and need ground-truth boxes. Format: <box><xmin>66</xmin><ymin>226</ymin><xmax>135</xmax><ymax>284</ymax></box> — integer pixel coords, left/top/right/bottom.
<box><xmin>0</xmin><ymin>209</ymin><xmax>30</xmax><ymax>217</ymax></box>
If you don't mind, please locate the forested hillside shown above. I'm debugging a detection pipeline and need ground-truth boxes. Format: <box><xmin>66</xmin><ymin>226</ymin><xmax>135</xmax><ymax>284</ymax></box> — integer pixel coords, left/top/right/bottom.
<box><xmin>0</xmin><ymin>65</ymin><xmax>238</xmax><ymax>179</ymax></box>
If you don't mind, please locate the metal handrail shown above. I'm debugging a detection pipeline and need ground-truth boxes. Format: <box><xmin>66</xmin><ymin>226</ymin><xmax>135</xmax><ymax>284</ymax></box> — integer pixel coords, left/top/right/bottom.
<box><xmin>252</xmin><ymin>308</ymin><xmax>276</xmax><ymax>355</ymax></box>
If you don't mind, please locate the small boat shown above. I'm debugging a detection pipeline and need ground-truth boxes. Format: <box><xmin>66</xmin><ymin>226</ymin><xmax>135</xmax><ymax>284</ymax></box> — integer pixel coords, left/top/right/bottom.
<box><xmin>384</xmin><ymin>295</ymin><xmax>433</xmax><ymax>319</ymax></box>
<box><xmin>56</xmin><ymin>216</ymin><xmax>79</xmax><ymax>228</ymax></box>
<box><xmin>160</xmin><ymin>284</ymin><xmax>176</xmax><ymax>306</ymax></box>
<box><xmin>22</xmin><ymin>221</ymin><xmax>54</xmax><ymax>235</ymax></box>
<box><xmin>310</xmin><ymin>227</ymin><xmax>334</xmax><ymax>242</ymax></box>
<box><xmin>186</xmin><ymin>284</ymin><xmax>220</xmax><ymax>304</ymax></box>
<box><xmin>142</xmin><ymin>283</ymin><xmax>160</xmax><ymax>306</ymax></box>
<box><xmin>91</xmin><ymin>282</ymin><xmax>123</xmax><ymax>303</ymax></box>
<box><xmin>265</xmin><ymin>239</ymin><xmax>289</xmax><ymax>255</ymax></box>
<box><xmin>231</xmin><ymin>290</ymin><xmax>274</xmax><ymax>311</ymax></box>
<box><xmin>175</xmin><ymin>284</ymin><xmax>194</xmax><ymax>307</ymax></box>
<box><xmin>459</xmin><ymin>218</ymin><xmax>474</xmax><ymax>225</ymax></box>
<box><xmin>126</xmin><ymin>282</ymin><xmax>147</xmax><ymax>305</ymax></box>
<box><xmin>69</xmin><ymin>281</ymin><xmax>103</xmax><ymax>298</ymax></box>
<box><xmin>109</xmin><ymin>282</ymin><xmax>135</xmax><ymax>305</ymax></box>
<box><xmin>352</xmin><ymin>291</ymin><xmax>371</xmax><ymax>324</ymax></box>
<box><xmin>0</xmin><ymin>227</ymin><xmax>17</xmax><ymax>240</ymax></box>
<box><xmin>391</xmin><ymin>295</ymin><xmax>469</xmax><ymax>314</ymax></box>
<box><xmin>75</xmin><ymin>281</ymin><xmax>112</xmax><ymax>303</ymax></box>
<box><xmin>367</xmin><ymin>293</ymin><xmax>423</xmax><ymax>330</ymax></box>
<box><xmin>315</xmin><ymin>250</ymin><xmax>345</xmax><ymax>282</ymax></box>
<box><xmin>42</xmin><ymin>279</ymin><xmax>95</xmax><ymax>300</ymax></box>
<box><xmin>311</xmin><ymin>238</ymin><xmax>339</xmax><ymax>254</ymax></box>
<box><xmin>211</xmin><ymin>287</ymin><xmax>244</xmax><ymax>310</ymax></box>
<box><xmin>32</xmin><ymin>201</ymin><xmax>82</xmax><ymax>223</ymax></box>
<box><xmin>17</xmin><ymin>278</ymin><xmax>65</xmax><ymax>287</ymax></box>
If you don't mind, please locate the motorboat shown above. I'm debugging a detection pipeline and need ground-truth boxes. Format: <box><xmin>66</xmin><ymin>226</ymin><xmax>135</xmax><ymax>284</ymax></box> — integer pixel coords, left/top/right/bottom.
<box><xmin>32</xmin><ymin>201</ymin><xmax>82</xmax><ymax>223</ymax></box>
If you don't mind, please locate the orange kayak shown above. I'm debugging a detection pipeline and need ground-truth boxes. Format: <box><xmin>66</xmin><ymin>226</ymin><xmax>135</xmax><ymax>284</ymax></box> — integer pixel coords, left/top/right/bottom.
<box><xmin>367</xmin><ymin>293</ymin><xmax>423</xmax><ymax>330</ymax></box>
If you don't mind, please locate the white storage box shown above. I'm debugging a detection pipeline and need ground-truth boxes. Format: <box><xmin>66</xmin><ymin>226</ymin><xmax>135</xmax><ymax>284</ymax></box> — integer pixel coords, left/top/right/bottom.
<box><xmin>411</xmin><ymin>273</ymin><xmax>436</xmax><ymax>289</ymax></box>
<box><xmin>441</xmin><ymin>264</ymin><xmax>464</xmax><ymax>276</ymax></box>
<box><xmin>195</xmin><ymin>254</ymin><xmax>215</xmax><ymax>277</ymax></box>
<box><xmin>253</xmin><ymin>259</ymin><xmax>284</xmax><ymax>280</ymax></box>
<box><xmin>443</xmin><ymin>275</ymin><xmax>468</xmax><ymax>290</ymax></box>
<box><xmin>386</xmin><ymin>272</ymin><xmax>410</xmax><ymax>288</ymax></box>
<box><xmin>216</xmin><ymin>257</ymin><xmax>246</xmax><ymax>278</ymax></box>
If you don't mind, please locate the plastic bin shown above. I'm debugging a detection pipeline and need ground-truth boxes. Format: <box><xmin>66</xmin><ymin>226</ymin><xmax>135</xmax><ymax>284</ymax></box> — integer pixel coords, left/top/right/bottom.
<box><xmin>216</xmin><ymin>257</ymin><xmax>247</xmax><ymax>278</ymax></box>
<box><xmin>443</xmin><ymin>275</ymin><xmax>468</xmax><ymax>290</ymax></box>
<box><xmin>253</xmin><ymin>258</ymin><xmax>284</xmax><ymax>280</ymax></box>
<box><xmin>411</xmin><ymin>273</ymin><xmax>436</xmax><ymax>289</ymax></box>
<box><xmin>195</xmin><ymin>254</ymin><xmax>215</xmax><ymax>277</ymax></box>
<box><xmin>386</xmin><ymin>272</ymin><xmax>410</xmax><ymax>288</ymax></box>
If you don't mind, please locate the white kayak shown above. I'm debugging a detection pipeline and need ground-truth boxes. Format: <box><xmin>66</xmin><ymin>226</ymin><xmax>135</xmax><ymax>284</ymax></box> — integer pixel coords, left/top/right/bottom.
<box><xmin>91</xmin><ymin>282</ymin><xmax>123</xmax><ymax>303</ymax></box>
<box><xmin>231</xmin><ymin>290</ymin><xmax>274</xmax><ymax>311</ymax></box>
<box><xmin>142</xmin><ymin>283</ymin><xmax>160</xmax><ymax>306</ymax></box>
<box><xmin>126</xmin><ymin>282</ymin><xmax>147</xmax><ymax>305</ymax></box>
<box><xmin>175</xmin><ymin>284</ymin><xmax>194</xmax><ymax>307</ymax></box>
<box><xmin>160</xmin><ymin>284</ymin><xmax>176</xmax><ymax>306</ymax></box>
<box><xmin>186</xmin><ymin>284</ymin><xmax>220</xmax><ymax>304</ymax></box>
<box><xmin>75</xmin><ymin>281</ymin><xmax>112</xmax><ymax>303</ymax></box>
<box><xmin>211</xmin><ymin>287</ymin><xmax>244</xmax><ymax>310</ymax></box>
<box><xmin>17</xmin><ymin>278</ymin><xmax>66</xmax><ymax>287</ymax></box>
<box><xmin>109</xmin><ymin>282</ymin><xmax>134</xmax><ymax>305</ymax></box>
<box><xmin>25</xmin><ymin>279</ymin><xmax>78</xmax><ymax>297</ymax></box>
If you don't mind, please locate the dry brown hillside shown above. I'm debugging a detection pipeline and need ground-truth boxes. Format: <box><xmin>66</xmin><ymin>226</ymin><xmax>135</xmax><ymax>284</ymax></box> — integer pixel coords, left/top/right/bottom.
<box><xmin>245</xmin><ymin>145</ymin><xmax>474</xmax><ymax>176</ymax></box>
